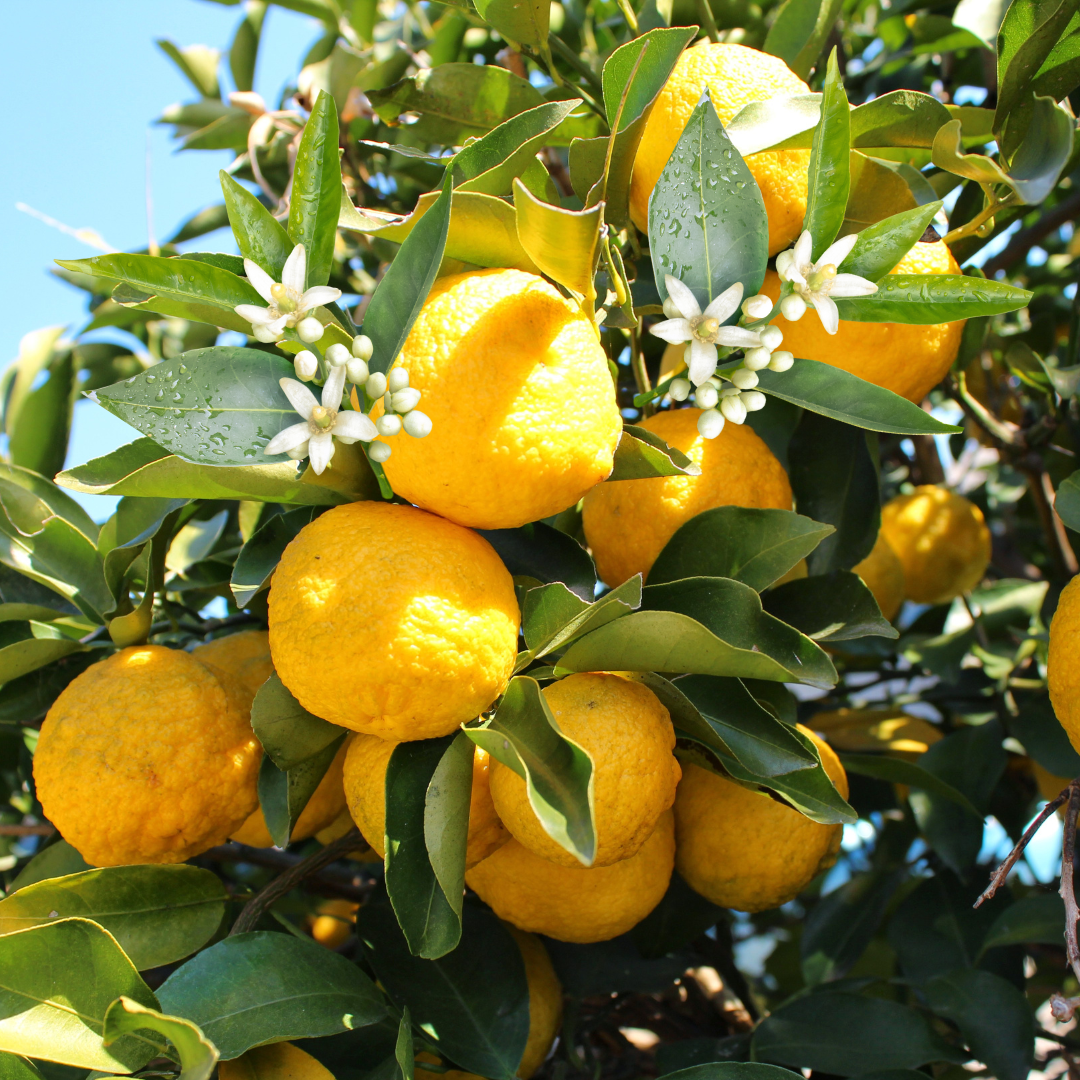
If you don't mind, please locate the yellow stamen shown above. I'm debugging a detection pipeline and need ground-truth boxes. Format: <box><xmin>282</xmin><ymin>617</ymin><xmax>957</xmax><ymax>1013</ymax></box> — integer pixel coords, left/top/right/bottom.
<box><xmin>270</xmin><ymin>282</ymin><xmax>298</xmax><ymax>313</ymax></box>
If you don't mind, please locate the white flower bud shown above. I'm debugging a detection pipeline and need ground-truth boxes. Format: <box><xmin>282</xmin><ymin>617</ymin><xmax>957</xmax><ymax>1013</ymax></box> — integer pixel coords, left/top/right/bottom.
<box><xmin>403</xmin><ymin>410</ymin><xmax>433</xmax><ymax>438</ymax></box>
<box><xmin>775</xmin><ymin>249</ymin><xmax>795</xmax><ymax>281</ymax></box>
<box><xmin>294</xmin><ymin>350</ymin><xmax>318</xmax><ymax>380</ymax></box>
<box><xmin>325</xmin><ymin>342</ymin><xmax>351</xmax><ymax>368</ymax></box>
<box><xmin>697</xmin><ymin>408</ymin><xmax>725</xmax><ymax>439</ymax></box>
<box><xmin>365</xmin><ymin>371</ymin><xmax>388</xmax><ymax>398</ymax></box>
<box><xmin>743</xmin><ymin>346</ymin><xmax>772</xmax><ymax>371</ymax></box>
<box><xmin>346</xmin><ymin>358</ymin><xmax>369</xmax><ymax>385</ymax></box>
<box><xmin>742</xmin><ymin>391</ymin><xmax>767</xmax><ymax>412</ymax></box>
<box><xmin>296</xmin><ymin>317</ymin><xmax>324</xmax><ymax>343</ymax></box>
<box><xmin>759</xmin><ymin>325</ymin><xmax>784</xmax><ymax>350</ymax></box>
<box><xmin>720</xmin><ymin>387</ymin><xmax>742</xmax><ymax>398</ymax></box>
<box><xmin>392</xmin><ymin>387</ymin><xmax>422</xmax><ymax>413</ymax></box>
<box><xmin>720</xmin><ymin>394</ymin><xmax>747</xmax><ymax>424</ymax></box>
<box><xmin>731</xmin><ymin>367</ymin><xmax>759</xmax><ymax>390</ymax></box>
<box><xmin>742</xmin><ymin>294</ymin><xmax>773</xmax><ymax>320</ymax></box>
<box><xmin>663</xmin><ymin>296</ymin><xmax>682</xmax><ymax>319</ymax></box>
<box><xmin>768</xmin><ymin>350</ymin><xmax>795</xmax><ymax>372</ymax></box>
<box><xmin>694</xmin><ymin>383</ymin><xmax>719</xmax><ymax>410</ymax></box>
<box><xmin>387</xmin><ymin>367</ymin><xmax>410</xmax><ymax>393</ymax></box>
<box><xmin>376</xmin><ymin>413</ymin><xmax>402</xmax><ymax>436</ymax></box>
<box><xmin>253</xmin><ymin>324</ymin><xmax>281</xmax><ymax>343</ymax></box>
<box><xmin>352</xmin><ymin>334</ymin><xmax>374</xmax><ymax>361</ymax></box>
<box><xmin>669</xmin><ymin>378</ymin><xmax>692</xmax><ymax>402</ymax></box>
<box><xmin>368</xmin><ymin>441</ymin><xmax>392</xmax><ymax>463</ymax></box>
<box><xmin>780</xmin><ymin>294</ymin><xmax>807</xmax><ymax>321</ymax></box>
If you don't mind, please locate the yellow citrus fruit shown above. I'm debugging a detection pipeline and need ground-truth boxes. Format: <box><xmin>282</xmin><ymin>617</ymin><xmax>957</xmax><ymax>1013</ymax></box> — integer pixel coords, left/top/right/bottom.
<box><xmin>852</xmin><ymin>532</ymin><xmax>906</xmax><ymax>621</ymax></box>
<box><xmin>1031</xmin><ymin>759</ymin><xmax>1069</xmax><ymax>805</ymax></box>
<box><xmin>219</xmin><ymin>1041</ymin><xmax>335</xmax><ymax>1080</ymax></box>
<box><xmin>880</xmin><ymin>485</ymin><xmax>991</xmax><ymax>604</ymax></box>
<box><xmin>466</xmin><ymin>810</ymin><xmax>675</xmax><ymax>942</ymax></box>
<box><xmin>630</xmin><ymin>42</ymin><xmax>810</xmax><ymax>255</ymax></box>
<box><xmin>371</xmin><ymin>268</ymin><xmax>622</xmax><ymax>530</ymax></box>
<box><xmin>191</xmin><ymin>629</ymin><xmax>274</xmax><ymax>697</ymax></box>
<box><xmin>762</xmin><ymin>240</ymin><xmax>965</xmax><ymax>403</ymax></box>
<box><xmin>343</xmin><ymin>734</ymin><xmax>509</xmax><ymax>867</ymax></box>
<box><xmin>1049</xmin><ymin>575</ymin><xmax>1080</xmax><ymax>755</ymax></box>
<box><xmin>808</xmin><ymin>708</ymin><xmax>941</xmax><ymax>759</ymax></box>
<box><xmin>34</xmin><ymin>646</ymin><xmax>260</xmax><ymax>866</ymax></box>
<box><xmin>269</xmin><ymin>502</ymin><xmax>519</xmax><ymax>741</ymax></box>
<box><xmin>230</xmin><ymin>739</ymin><xmax>349</xmax><ymax>848</ymax></box>
<box><xmin>313</xmin><ymin>808</ymin><xmax>381</xmax><ymax>861</ymax></box>
<box><xmin>490</xmin><ymin>673</ymin><xmax>680</xmax><ymax>867</ymax></box>
<box><xmin>582</xmin><ymin>408</ymin><xmax>792</xmax><ymax>587</ymax></box>
<box><xmin>308</xmin><ymin>898</ymin><xmax>359</xmax><ymax>950</ymax></box>
<box><xmin>674</xmin><ymin>727</ymin><xmax>848</xmax><ymax>912</ymax></box>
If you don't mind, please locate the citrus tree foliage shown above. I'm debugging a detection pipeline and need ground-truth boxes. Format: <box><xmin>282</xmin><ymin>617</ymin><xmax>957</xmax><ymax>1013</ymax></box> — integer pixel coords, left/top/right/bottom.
<box><xmin>0</xmin><ymin>0</ymin><xmax>1079</xmax><ymax>1076</ymax></box>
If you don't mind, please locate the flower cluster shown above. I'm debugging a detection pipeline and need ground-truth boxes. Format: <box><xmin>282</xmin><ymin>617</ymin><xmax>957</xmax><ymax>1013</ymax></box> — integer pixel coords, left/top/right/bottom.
<box><xmin>235</xmin><ymin>243</ymin><xmax>340</xmax><ymax>344</ymax></box>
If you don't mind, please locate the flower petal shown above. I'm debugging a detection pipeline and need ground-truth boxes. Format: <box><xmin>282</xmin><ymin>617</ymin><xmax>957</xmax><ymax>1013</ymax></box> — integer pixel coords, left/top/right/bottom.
<box><xmin>649</xmin><ymin>318</ymin><xmax>694</xmax><ymax>344</ymax></box>
<box><xmin>308</xmin><ymin>431</ymin><xmax>335</xmax><ymax>475</ymax></box>
<box><xmin>287</xmin><ymin>441</ymin><xmax>310</xmax><ymax>461</ymax></box>
<box><xmin>810</xmin><ymin>293</ymin><xmax>840</xmax><ymax>335</ymax></box>
<box><xmin>279</xmin><ymin>377</ymin><xmax>319</xmax><ymax>419</ymax></box>
<box><xmin>792</xmin><ymin>230</ymin><xmax>813</xmax><ymax>272</ymax></box>
<box><xmin>265</xmin><ymin>314</ymin><xmax>289</xmax><ymax>333</ymax></box>
<box><xmin>321</xmin><ymin>364</ymin><xmax>347</xmax><ymax>410</ymax></box>
<box><xmin>243</xmin><ymin>259</ymin><xmax>277</xmax><ymax>303</ymax></box>
<box><xmin>300</xmin><ymin>285</ymin><xmax>342</xmax><ymax>311</ymax></box>
<box><xmin>714</xmin><ymin>326</ymin><xmax>764</xmax><ymax>348</ymax></box>
<box><xmin>688</xmin><ymin>340</ymin><xmax>718</xmax><ymax>386</ymax></box>
<box><xmin>265</xmin><ymin>421</ymin><xmax>312</xmax><ymax>456</ymax></box>
<box><xmin>829</xmin><ymin>274</ymin><xmax>879</xmax><ymax>297</ymax></box>
<box><xmin>818</xmin><ymin>232</ymin><xmax>859</xmax><ymax>268</ymax></box>
<box><xmin>334</xmin><ymin>411</ymin><xmax>378</xmax><ymax>443</ymax></box>
<box><xmin>282</xmin><ymin>244</ymin><xmax>307</xmax><ymax>293</ymax></box>
<box><xmin>702</xmin><ymin>281</ymin><xmax>745</xmax><ymax>323</ymax></box>
<box><xmin>234</xmin><ymin>304</ymin><xmax>276</xmax><ymax>326</ymax></box>
<box><xmin>665</xmin><ymin>275</ymin><xmax>702</xmax><ymax>319</ymax></box>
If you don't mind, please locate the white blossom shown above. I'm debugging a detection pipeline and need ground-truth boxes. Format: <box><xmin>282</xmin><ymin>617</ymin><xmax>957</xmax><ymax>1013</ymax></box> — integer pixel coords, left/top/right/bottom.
<box><xmin>234</xmin><ymin>244</ymin><xmax>341</xmax><ymax>342</ymax></box>
<box><xmin>775</xmin><ymin>231</ymin><xmax>878</xmax><ymax>335</ymax></box>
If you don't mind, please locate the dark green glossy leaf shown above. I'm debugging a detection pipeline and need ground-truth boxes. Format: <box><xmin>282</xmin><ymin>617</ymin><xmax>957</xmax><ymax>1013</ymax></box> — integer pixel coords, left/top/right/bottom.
<box><xmin>1008</xmin><ymin>690</ymin><xmax>1080</xmax><ymax>777</ymax></box>
<box><xmin>648</xmin><ymin>507</ymin><xmax>833</xmax><ymax>590</ymax></box>
<box><xmin>259</xmin><ymin>733</ymin><xmax>345</xmax><ymax>847</ymax></box>
<box><xmin>103</xmin><ymin>998</ymin><xmax>217</xmax><ymax>1080</ymax></box>
<box><xmin>250</xmin><ymin>673</ymin><xmax>343</xmax><ymax>770</ymax></box>
<box><xmin>804</xmin><ymin>51</ymin><xmax>850</xmax><ymax>259</ymax></box>
<box><xmin>478</xmin><ymin>522</ymin><xmax>595</xmax><ymax>601</ymax></box>
<box><xmin>288</xmin><ymin>91</ymin><xmax>341</xmax><ymax>288</ymax></box>
<box><xmin>981</xmin><ymin>893</ymin><xmax>1065</xmax><ymax>951</ymax></box>
<box><xmin>762</xmin><ymin>571</ymin><xmax>898</xmax><ymax>642</ymax></box>
<box><xmin>649</xmin><ymin>92</ymin><xmax>768</xmax><ymax>310</ymax></box>
<box><xmin>232</xmin><ymin>506</ymin><xmax>324</xmax><ymax>606</ymax></box>
<box><xmin>756</xmin><ymin>358</ymin><xmax>962</xmax><ymax>435</ymax></box>
<box><xmin>521</xmin><ymin>576</ymin><xmax>641</xmax><ymax>658</ymax></box>
<box><xmin>0</xmin><ymin>1052</ymin><xmax>45</xmax><ymax>1080</ymax></box>
<box><xmin>157</xmin><ymin>931</ymin><xmax>386</xmax><ymax>1059</ymax></box>
<box><xmin>0</xmin><ymin>866</ymin><xmax>226</xmax><ymax>971</ymax></box>
<box><xmin>839</xmin><ymin>754</ymin><xmax>978</xmax><ymax>813</ymax></box>
<box><xmin>609</xmin><ymin>425</ymin><xmax>700</xmax><ymax>480</ymax></box>
<box><xmin>834</xmin><ymin>274</ymin><xmax>1032</xmax><ymax>323</ymax></box>
<box><xmin>385</xmin><ymin>733</ymin><xmax>472</xmax><ymax>958</ymax></box>
<box><xmin>837</xmin><ymin>202</ymin><xmax>943</xmax><ymax>283</ymax></box>
<box><xmin>632</xmin><ymin>871</ymin><xmax>725</xmax><ymax>958</ymax></box>
<box><xmin>544</xmin><ymin>934</ymin><xmax>691</xmax><ymax>997</ymax></box>
<box><xmin>220</xmin><ymin>171</ymin><xmax>293</xmax><ymax>279</ymax></box>
<box><xmin>764</xmin><ymin>0</ymin><xmax>844</xmax><ymax>80</ymax></box>
<box><xmin>466</xmin><ymin>676</ymin><xmax>596</xmax><ymax>866</ymax></box>
<box><xmin>663</xmin><ymin>1067</ymin><xmax>801</xmax><ymax>1080</ymax></box>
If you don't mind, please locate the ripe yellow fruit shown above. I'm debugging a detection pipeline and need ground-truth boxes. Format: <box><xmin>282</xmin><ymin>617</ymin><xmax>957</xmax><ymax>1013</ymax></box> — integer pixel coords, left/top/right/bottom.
<box><xmin>880</xmin><ymin>485</ymin><xmax>991</xmax><ymax>604</ymax></box>
<box><xmin>372</xmin><ymin>268</ymin><xmax>622</xmax><ymax>530</ymax></box>
<box><xmin>808</xmin><ymin>708</ymin><xmax>941</xmax><ymax>759</ymax></box>
<box><xmin>231</xmin><ymin>740</ymin><xmax>349</xmax><ymax>848</ymax></box>
<box><xmin>219</xmin><ymin>1041</ymin><xmax>335</xmax><ymax>1080</ymax></box>
<box><xmin>308</xmin><ymin>898</ymin><xmax>359</xmax><ymax>950</ymax></box>
<box><xmin>313</xmin><ymin>808</ymin><xmax>382</xmax><ymax>861</ymax></box>
<box><xmin>1049</xmin><ymin>576</ymin><xmax>1080</xmax><ymax>755</ymax></box>
<box><xmin>582</xmin><ymin>408</ymin><xmax>792</xmax><ymax>587</ymax></box>
<box><xmin>191</xmin><ymin>629</ymin><xmax>274</xmax><ymax>697</ymax></box>
<box><xmin>629</xmin><ymin>43</ymin><xmax>810</xmax><ymax>255</ymax></box>
<box><xmin>342</xmin><ymin>734</ymin><xmax>509</xmax><ymax>867</ymax></box>
<box><xmin>466</xmin><ymin>810</ymin><xmax>675</xmax><ymax>942</ymax></box>
<box><xmin>34</xmin><ymin>646</ymin><xmax>260</xmax><ymax>866</ymax></box>
<box><xmin>490</xmin><ymin>673</ymin><xmax>680</xmax><ymax>867</ymax></box>
<box><xmin>762</xmin><ymin>240</ymin><xmax>965</xmax><ymax>403</ymax></box>
<box><xmin>674</xmin><ymin>727</ymin><xmax>848</xmax><ymax>912</ymax></box>
<box><xmin>269</xmin><ymin>502</ymin><xmax>519</xmax><ymax>741</ymax></box>
<box><xmin>1030</xmin><ymin>759</ymin><xmax>1069</xmax><ymax>805</ymax></box>
<box><xmin>852</xmin><ymin>532</ymin><xmax>906</xmax><ymax>621</ymax></box>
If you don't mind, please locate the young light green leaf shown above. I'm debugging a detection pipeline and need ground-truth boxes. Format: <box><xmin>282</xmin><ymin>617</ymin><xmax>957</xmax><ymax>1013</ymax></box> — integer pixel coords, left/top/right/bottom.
<box><xmin>473</xmin><ymin>0</ymin><xmax>549</xmax><ymax>52</ymax></box>
<box><xmin>609</xmin><ymin>424</ymin><xmax>700</xmax><ymax>480</ymax></box>
<box><xmin>250</xmin><ymin>673</ymin><xmax>343</xmax><ymax>770</ymax></box>
<box><xmin>465</xmin><ymin>676</ymin><xmax>596</xmax><ymax>866</ymax></box>
<box><xmin>803</xmin><ymin>50</ymin><xmax>850</xmax><ymax>260</ymax></box>
<box><xmin>837</xmin><ymin>202</ymin><xmax>943</xmax><ymax>282</ymax></box>
<box><xmin>288</xmin><ymin>91</ymin><xmax>341</xmax><ymax>288</ymax></box>
<box><xmin>764</xmin><ymin>0</ymin><xmax>844</xmax><ymax>80</ymax></box>
<box><xmin>220</xmin><ymin>171</ymin><xmax>293</xmax><ymax>278</ymax></box>
<box><xmin>258</xmin><ymin>734</ymin><xmax>346</xmax><ymax>847</ymax></box>
<box><xmin>157</xmin><ymin>39</ymin><xmax>220</xmax><ymax>97</ymax></box>
<box><xmin>103</xmin><ymin>998</ymin><xmax>218</xmax><ymax>1080</ymax></box>
<box><xmin>762</xmin><ymin>571</ymin><xmax>899</xmax><ymax>642</ymax></box>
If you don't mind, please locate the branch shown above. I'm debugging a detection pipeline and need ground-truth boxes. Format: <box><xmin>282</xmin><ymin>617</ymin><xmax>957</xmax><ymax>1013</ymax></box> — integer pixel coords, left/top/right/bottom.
<box><xmin>1061</xmin><ymin>780</ymin><xmax>1080</xmax><ymax>986</ymax></box>
<box><xmin>981</xmin><ymin>190</ymin><xmax>1080</xmax><ymax>278</ymax></box>
<box><xmin>0</xmin><ymin>824</ymin><xmax>56</xmax><ymax>836</ymax></box>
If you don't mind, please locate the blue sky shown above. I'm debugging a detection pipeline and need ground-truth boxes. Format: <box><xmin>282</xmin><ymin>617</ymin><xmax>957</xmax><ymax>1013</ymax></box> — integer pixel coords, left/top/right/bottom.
<box><xmin>3</xmin><ymin>0</ymin><xmax>324</xmax><ymax>518</ymax></box>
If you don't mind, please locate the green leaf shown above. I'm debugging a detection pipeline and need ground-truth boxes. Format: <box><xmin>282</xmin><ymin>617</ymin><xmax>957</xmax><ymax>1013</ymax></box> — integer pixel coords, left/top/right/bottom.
<box><xmin>57</xmin><ymin>437</ymin><xmax>376</xmax><ymax>505</ymax></box>
<box><xmin>157</xmin><ymin>931</ymin><xmax>386</xmax><ymax>1060</ymax></box>
<box><xmin>762</xmin><ymin>571</ymin><xmax>899</xmax><ymax>642</ymax></box>
<box><xmin>220</xmin><ymin>171</ymin><xmax>293</xmax><ymax>278</ymax></box>
<box><xmin>980</xmin><ymin>893</ymin><xmax>1066</xmax><ymax>950</ymax></box>
<box><xmin>465</xmin><ymin>676</ymin><xmax>596</xmax><ymax>866</ymax></box>
<box><xmin>250</xmin><ymin>673</ymin><xmax>343</xmax><ymax>770</ymax></box>
<box><xmin>258</xmin><ymin>734</ymin><xmax>346</xmax><ymax>847</ymax></box>
<box><xmin>478</xmin><ymin>523</ymin><xmax>595</xmax><ymax>601</ymax></box>
<box><xmin>474</xmin><ymin>0</ymin><xmax>548</xmax><ymax>51</ymax></box>
<box><xmin>362</xmin><ymin>174</ymin><xmax>452</xmax><ymax>375</ymax></box>
<box><xmin>632</xmin><ymin>871</ymin><xmax>725</xmax><ymax>959</ymax></box>
<box><xmin>8</xmin><ymin>842</ymin><xmax>90</xmax><ymax>893</ymax></box>
<box><xmin>756</xmin><ymin>358</ymin><xmax>963</xmax><ymax>435</ymax></box>
<box><xmin>839</xmin><ymin>755</ymin><xmax>978</xmax><ymax>813</ymax></box>
<box><xmin>103</xmin><ymin>997</ymin><xmax>218</xmax><ymax>1080</ymax></box>
<box><xmin>165</xmin><ymin>509</ymin><xmax>228</xmax><ymax>575</ymax></box>
<box><xmin>836</xmin><ymin>272</ymin><xmax>1034</xmax><ymax>323</ymax></box>
<box><xmin>385</xmin><ymin>733</ymin><xmax>472</xmax><ymax>959</ymax></box>
<box><xmin>232</xmin><ymin>506</ymin><xmax>324</xmax><ymax>605</ymax></box>
<box><xmin>727</xmin><ymin>93</ymin><xmax>822</xmax><ymax>156</ymax></box>
<box><xmin>288</xmin><ymin>91</ymin><xmax>341</xmax><ymax>288</ymax></box>
<box><xmin>752</xmin><ymin>991</ymin><xmax>964</xmax><ymax>1074</ymax></box>
<box><xmin>648</xmin><ymin>91</ymin><xmax>768</xmax><ymax>310</ymax></box>
<box><xmin>648</xmin><ymin>507</ymin><xmax>833</xmax><ymax>591</ymax></box>
<box><xmin>0</xmin><ymin>918</ymin><xmax>161</xmax><ymax>1070</ymax></box>
<box><xmin>924</xmin><ymin>969</ymin><xmax>1033</xmax><ymax>1080</ymax></box>
<box><xmin>54</xmin><ymin>254</ymin><xmax>262</xmax><ymax>335</ymax></box>
<box><xmin>609</xmin><ymin>425</ymin><xmax>700</xmax><ymax>481</ymax></box>
<box><xmin>228</xmin><ymin>0</ymin><xmax>265</xmax><ymax>92</ymax></box>
<box><xmin>358</xmin><ymin>895</ymin><xmax>529</xmax><ymax>1080</ymax></box>
<box><xmin>0</xmin><ymin>624</ymin><xmax>85</xmax><ymax>685</ymax></box>
<box><xmin>0</xmin><ymin>866</ymin><xmax>226</xmax><ymax>971</ymax></box>
<box><xmin>1007</xmin><ymin>690</ymin><xmax>1080</xmax><ymax>778</ymax></box>
<box><xmin>558</xmin><ymin>578</ymin><xmax>837</xmax><ymax>688</ymax></box>
<box><xmin>0</xmin><ymin>1053</ymin><xmax>45</xmax><ymax>1080</ymax></box>
<box><xmin>837</xmin><ymin>202</ymin><xmax>943</xmax><ymax>283</ymax></box>
<box><xmin>804</xmin><ymin>51</ymin><xmax>850</xmax><ymax>260</ymax></box>
<box><xmin>662</xmin><ymin>1067</ymin><xmax>803</xmax><ymax>1080</ymax></box>
<box><xmin>1058</xmin><ymin>471</ymin><xmax>1080</xmax><ymax>533</ymax></box>
<box><xmin>520</xmin><ymin>576</ymin><xmax>641</xmax><ymax>659</ymax></box>
<box><xmin>764</xmin><ymin>0</ymin><xmax>844</xmax><ymax>80</ymax></box>
<box><xmin>157</xmin><ymin>39</ymin><xmax>220</xmax><ymax>97</ymax></box>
